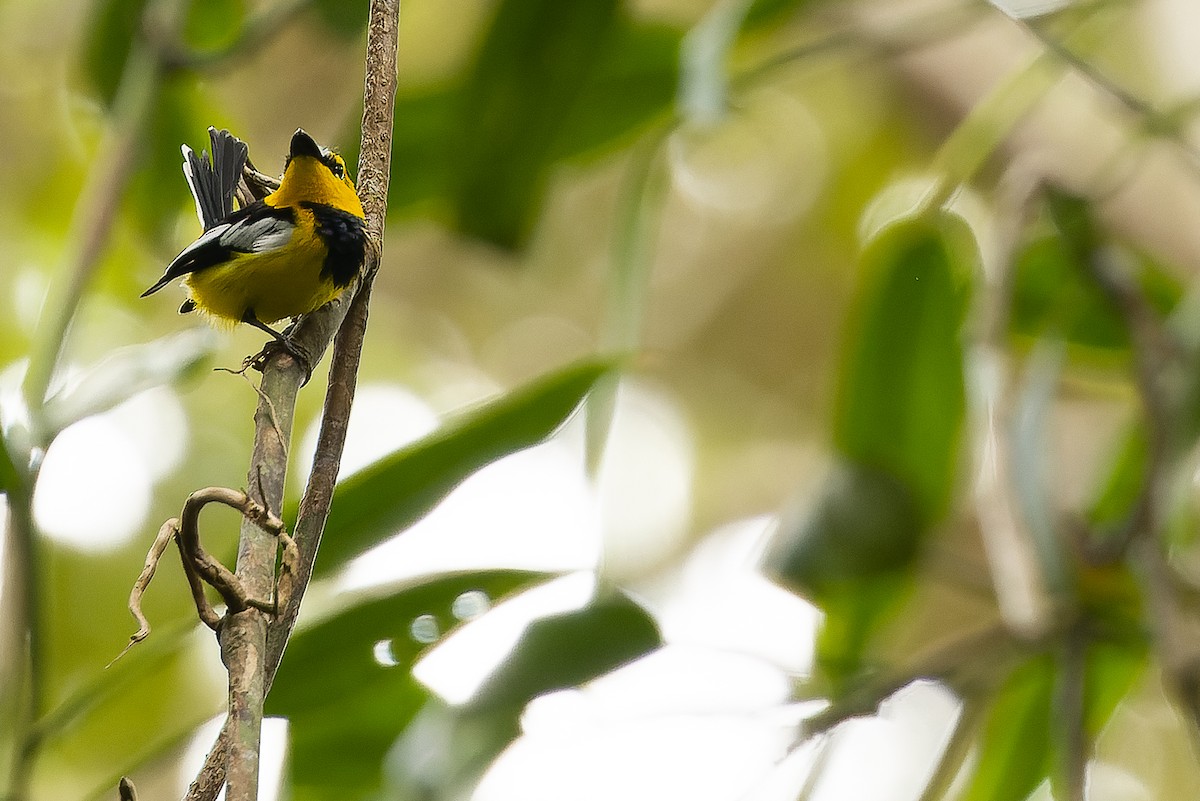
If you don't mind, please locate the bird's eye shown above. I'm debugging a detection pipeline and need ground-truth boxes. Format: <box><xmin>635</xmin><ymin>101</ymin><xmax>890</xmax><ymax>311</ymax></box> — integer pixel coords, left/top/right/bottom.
<box><xmin>332</xmin><ymin>162</ymin><xmax>345</xmax><ymax>178</ymax></box>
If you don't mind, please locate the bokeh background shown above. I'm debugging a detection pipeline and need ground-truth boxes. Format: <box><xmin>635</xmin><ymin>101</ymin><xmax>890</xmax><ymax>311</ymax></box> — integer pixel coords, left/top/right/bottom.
<box><xmin>5</xmin><ymin>0</ymin><xmax>1200</xmax><ymax>799</ymax></box>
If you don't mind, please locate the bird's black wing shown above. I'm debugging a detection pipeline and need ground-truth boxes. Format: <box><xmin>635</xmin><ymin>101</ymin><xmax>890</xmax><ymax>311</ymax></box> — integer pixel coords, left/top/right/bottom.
<box><xmin>183</xmin><ymin>128</ymin><xmax>249</xmax><ymax>231</ymax></box>
<box><xmin>140</xmin><ymin>203</ymin><xmax>296</xmax><ymax>298</ymax></box>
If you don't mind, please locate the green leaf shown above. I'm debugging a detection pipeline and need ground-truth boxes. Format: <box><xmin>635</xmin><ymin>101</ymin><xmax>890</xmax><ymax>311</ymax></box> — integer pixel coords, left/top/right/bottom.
<box><xmin>468</xmin><ymin>588</ymin><xmax>661</xmax><ymax>715</ymax></box>
<box><xmin>41</xmin><ymin>329</ymin><xmax>217</xmax><ymax>437</ymax></box>
<box><xmin>311</xmin><ymin>0</ymin><xmax>370</xmax><ymax>39</ymax></box>
<box><xmin>310</xmin><ymin>358</ymin><xmax>614</xmax><ymax>577</ymax></box>
<box><xmin>1085</xmin><ymin>359</ymin><xmax>1200</xmax><ymax>551</ymax></box>
<box><xmin>268</xmin><ymin>571</ymin><xmax>545</xmax><ymax>797</ymax></box>
<box><xmin>1010</xmin><ymin>194</ymin><xmax>1182</xmax><ymax>352</ymax></box>
<box><xmin>834</xmin><ymin>211</ymin><xmax>974</xmax><ymax>521</ymax></box>
<box><xmin>548</xmin><ymin>21</ymin><xmax>680</xmax><ymax>163</ymax></box>
<box><xmin>958</xmin><ymin>634</ymin><xmax>1145</xmax><ymax>801</ymax></box>
<box><xmin>1054</xmin><ymin>191</ymin><xmax>1188</xmax><ymax>540</ymax></box>
<box><xmin>743</xmin><ymin>0</ymin><xmax>814</xmax><ymax>28</ymax></box>
<box><xmin>450</xmin><ymin>0</ymin><xmax>622</xmax><ymax>247</ymax></box>
<box><xmin>382</xmin><ymin>22</ymin><xmax>680</xmax><ymax>225</ymax></box>
<box><xmin>127</xmin><ymin>74</ymin><xmax>222</xmax><ymax>241</ymax></box>
<box><xmin>386</xmin><ymin>88</ymin><xmax>459</xmax><ymax>211</ymax></box>
<box><xmin>0</xmin><ymin>432</ymin><xmax>17</xmax><ymax>494</ymax></box>
<box><xmin>1080</xmin><ymin>638</ymin><xmax>1146</xmax><ymax>738</ymax></box>
<box><xmin>960</xmin><ymin>654</ymin><xmax>1056</xmax><ymax>801</ymax></box>
<box><xmin>82</xmin><ymin>0</ymin><xmax>150</xmax><ymax>106</ymax></box>
<box><xmin>383</xmin><ymin>588</ymin><xmax>662</xmax><ymax>801</ymax></box>
<box><xmin>765</xmin><ymin>210</ymin><xmax>975</xmax><ymax>688</ymax></box>
<box><xmin>765</xmin><ymin>462</ymin><xmax>923</xmax><ymax>598</ymax></box>
<box><xmin>1086</xmin><ymin>425</ymin><xmax>1146</xmax><ymax>536</ymax></box>
<box><xmin>762</xmin><ymin>461</ymin><xmax>923</xmax><ymax>686</ymax></box>
<box><xmin>183</xmin><ymin>0</ymin><xmax>246</xmax><ymax>52</ymax></box>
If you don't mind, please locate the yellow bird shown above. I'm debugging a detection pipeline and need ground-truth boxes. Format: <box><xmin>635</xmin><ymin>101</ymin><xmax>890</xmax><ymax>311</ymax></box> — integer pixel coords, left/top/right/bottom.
<box><xmin>142</xmin><ymin>128</ymin><xmax>366</xmax><ymax>344</ymax></box>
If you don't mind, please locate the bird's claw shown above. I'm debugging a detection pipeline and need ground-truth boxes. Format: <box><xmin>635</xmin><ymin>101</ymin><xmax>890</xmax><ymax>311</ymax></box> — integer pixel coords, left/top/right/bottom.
<box><xmin>245</xmin><ymin>337</ymin><xmax>314</xmax><ymax>385</ymax></box>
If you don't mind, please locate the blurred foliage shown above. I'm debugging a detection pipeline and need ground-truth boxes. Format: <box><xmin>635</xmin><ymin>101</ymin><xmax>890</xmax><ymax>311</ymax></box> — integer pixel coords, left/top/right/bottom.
<box><xmin>5</xmin><ymin>0</ymin><xmax>1200</xmax><ymax>800</ymax></box>
<box><xmin>382</xmin><ymin>588</ymin><xmax>661</xmax><ymax>801</ymax></box>
<box><xmin>960</xmin><ymin>653</ymin><xmax>1057</xmax><ymax>801</ymax></box>
<box><xmin>833</xmin><ymin>211</ymin><xmax>972</xmax><ymax>522</ymax></box>
<box><xmin>308</xmin><ymin>358</ymin><xmax>615</xmax><ymax>575</ymax></box>
<box><xmin>83</xmin><ymin>0</ymin><xmax>150</xmax><ymax>106</ymax></box>
<box><xmin>766</xmin><ymin>210</ymin><xmax>974</xmax><ymax>687</ymax></box>
<box><xmin>1010</xmin><ymin>190</ymin><xmax>1183</xmax><ymax>353</ymax></box>
<box><xmin>268</xmin><ymin>570</ymin><xmax>545</xmax><ymax>799</ymax></box>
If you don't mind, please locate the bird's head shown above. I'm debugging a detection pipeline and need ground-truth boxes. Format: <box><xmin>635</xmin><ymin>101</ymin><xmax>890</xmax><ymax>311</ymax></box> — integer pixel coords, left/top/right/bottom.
<box><xmin>267</xmin><ymin>129</ymin><xmax>365</xmax><ymax>218</ymax></box>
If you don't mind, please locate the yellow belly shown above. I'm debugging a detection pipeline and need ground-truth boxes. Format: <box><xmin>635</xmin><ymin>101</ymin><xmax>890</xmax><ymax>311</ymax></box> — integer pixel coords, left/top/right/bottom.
<box><xmin>184</xmin><ymin>235</ymin><xmax>345</xmax><ymax>326</ymax></box>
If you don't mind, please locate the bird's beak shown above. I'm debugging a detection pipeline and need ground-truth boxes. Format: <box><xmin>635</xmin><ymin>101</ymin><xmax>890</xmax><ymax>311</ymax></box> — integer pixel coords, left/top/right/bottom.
<box><xmin>289</xmin><ymin>129</ymin><xmax>324</xmax><ymax>160</ymax></box>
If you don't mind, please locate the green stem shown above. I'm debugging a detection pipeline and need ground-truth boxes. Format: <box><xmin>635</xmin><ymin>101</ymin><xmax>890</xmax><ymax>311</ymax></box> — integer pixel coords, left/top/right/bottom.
<box><xmin>585</xmin><ymin>127</ymin><xmax>670</xmax><ymax>474</ymax></box>
<box><xmin>3</xmin><ymin>492</ymin><xmax>37</xmax><ymax>801</ymax></box>
<box><xmin>5</xmin><ymin>2</ymin><xmax>188</xmax><ymax>797</ymax></box>
<box><xmin>21</xmin><ymin>39</ymin><xmax>164</xmax><ymax>443</ymax></box>
<box><xmin>915</xmin><ymin>702</ymin><xmax>981</xmax><ymax>801</ymax></box>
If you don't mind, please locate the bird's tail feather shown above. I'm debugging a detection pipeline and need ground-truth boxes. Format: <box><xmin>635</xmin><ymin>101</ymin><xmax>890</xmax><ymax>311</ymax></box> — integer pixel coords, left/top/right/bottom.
<box><xmin>182</xmin><ymin>127</ymin><xmax>248</xmax><ymax>231</ymax></box>
<box><xmin>139</xmin><ymin>273</ymin><xmax>174</xmax><ymax>298</ymax></box>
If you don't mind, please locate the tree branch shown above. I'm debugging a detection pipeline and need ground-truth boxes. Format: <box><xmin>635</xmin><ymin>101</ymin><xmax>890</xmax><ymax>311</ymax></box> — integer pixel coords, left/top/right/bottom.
<box><xmin>183</xmin><ymin>1</ymin><xmax>401</xmax><ymax>798</ymax></box>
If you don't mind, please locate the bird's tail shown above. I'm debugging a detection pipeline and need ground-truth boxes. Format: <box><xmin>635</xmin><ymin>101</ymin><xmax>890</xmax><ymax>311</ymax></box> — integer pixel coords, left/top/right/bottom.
<box><xmin>182</xmin><ymin>127</ymin><xmax>248</xmax><ymax>231</ymax></box>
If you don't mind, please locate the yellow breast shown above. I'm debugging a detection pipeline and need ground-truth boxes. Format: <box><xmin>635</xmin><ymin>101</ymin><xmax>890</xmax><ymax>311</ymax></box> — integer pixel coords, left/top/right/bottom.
<box><xmin>184</xmin><ymin>208</ymin><xmax>346</xmax><ymax>325</ymax></box>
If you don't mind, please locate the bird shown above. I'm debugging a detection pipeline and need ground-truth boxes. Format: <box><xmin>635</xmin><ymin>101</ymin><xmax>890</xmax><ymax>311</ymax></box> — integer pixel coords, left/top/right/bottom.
<box><xmin>141</xmin><ymin>128</ymin><xmax>367</xmax><ymax>350</ymax></box>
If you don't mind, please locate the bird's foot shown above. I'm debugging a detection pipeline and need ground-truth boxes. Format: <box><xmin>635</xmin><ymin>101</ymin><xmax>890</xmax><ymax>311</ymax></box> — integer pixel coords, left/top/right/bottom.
<box><xmin>240</xmin><ymin>309</ymin><xmax>314</xmax><ymax>384</ymax></box>
<box><xmin>245</xmin><ymin>337</ymin><xmax>314</xmax><ymax>384</ymax></box>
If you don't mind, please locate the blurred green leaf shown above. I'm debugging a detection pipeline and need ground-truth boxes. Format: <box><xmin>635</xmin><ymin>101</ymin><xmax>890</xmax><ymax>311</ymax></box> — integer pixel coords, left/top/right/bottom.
<box><xmin>743</xmin><ymin>0</ymin><xmax>814</xmax><ymax>28</ymax></box>
<box><xmin>834</xmin><ymin>211</ymin><xmax>973</xmax><ymax>521</ymax></box>
<box><xmin>765</xmin><ymin>210</ymin><xmax>975</xmax><ymax>688</ymax></box>
<box><xmin>1080</xmin><ymin>638</ymin><xmax>1146</xmax><ymax>737</ymax></box>
<box><xmin>960</xmin><ymin>632</ymin><xmax>1145</xmax><ymax>801</ymax></box>
<box><xmin>128</xmin><ymin>75</ymin><xmax>222</xmax><ymax>241</ymax></box>
<box><xmin>384</xmin><ymin>588</ymin><xmax>662</xmax><ymax>801</ymax></box>
<box><xmin>1086</xmin><ymin>356</ymin><xmax>1200</xmax><ymax>550</ymax></box>
<box><xmin>1087</xmin><ymin>425</ymin><xmax>1146</xmax><ymax>536</ymax></box>
<box><xmin>382</xmin><ymin>19</ymin><xmax>680</xmax><ymax>226</ymax></box>
<box><xmin>1054</xmin><ymin>190</ymin><xmax>1189</xmax><ymax>542</ymax></box>
<box><xmin>468</xmin><ymin>588</ymin><xmax>661</xmax><ymax>714</ymax></box>
<box><xmin>268</xmin><ymin>571</ymin><xmax>544</xmax><ymax>798</ymax></box>
<box><xmin>289</xmin><ymin>679</ymin><xmax>428</xmax><ymax>801</ymax></box>
<box><xmin>386</xmin><ymin>88</ymin><xmax>458</xmax><ymax>211</ymax></box>
<box><xmin>450</xmin><ymin>0</ymin><xmax>621</xmax><ymax>247</ymax></box>
<box><xmin>549</xmin><ymin>21</ymin><xmax>680</xmax><ymax>162</ymax></box>
<box><xmin>182</xmin><ymin>0</ymin><xmax>246</xmax><ymax>52</ymax></box>
<box><xmin>41</xmin><ymin>329</ymin><xmax>217</xmax><ymax>437</ymax></box>
<box><xmin>311</xmin><ymin>358</ymin><xmax>614</xmax><ymax>577</ymax></box>
<box><xmin>1011</xmin><ymin>198</ymin><xmax>1182</xmax><ymax>351</ymax></box>
<box><xmin>82</xmin><ymin>0</ymin><xmax>149</xmax><ymax>106</ymax></box>
<box><xmin>311</xmin><ymin>0</ymin><xmax>370</xmax><ymax>38</ymax></box>
<box><xmin>960</xmin><ymin>654</ymin><xmax>1056</xmax><ymax>801</ymax></box>
<box><xmin>765</xmin><ymin>462</ymin><xmax>923</xmax><ymax>598</ymax></box>
<box><xmin>1043</xmin><ymin>188</ymin><xmax>1100</xmax><ymax>259</ymax></box>
<box><xmin>272</xmin><ymin>571</ymin><xmax>542</xmax><ymax>711</ymax></box>
<box><xmin>0</xmin><ymin>431</ymin><xmax>17</xmax><ymax>493</ymax></box>
<box><xmin>763</xmin><ymin>461</ymin><xmax>922</xmax><ymax>685</ymax></box>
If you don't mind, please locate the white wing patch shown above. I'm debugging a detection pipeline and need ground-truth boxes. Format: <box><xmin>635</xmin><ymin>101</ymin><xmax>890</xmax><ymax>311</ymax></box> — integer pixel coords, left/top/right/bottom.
<box><xmin>219</xmin><ymin>216</ymin><xmax>294</xmax><ymax>253</ymax></box>
<box><xmin>181</xmin><ymin>145</ymin><xmax>207</xmax><ymax>228</ymax></box>
<box><xmin>188</xmin><ymin>222</ymin><xmax>231</xmax><ymax>250</ymax></box>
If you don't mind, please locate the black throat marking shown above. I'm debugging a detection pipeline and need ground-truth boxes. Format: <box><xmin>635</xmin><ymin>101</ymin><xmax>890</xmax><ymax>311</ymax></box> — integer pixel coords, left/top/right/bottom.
<box><xmin>301</xmin><ymin>201</ymin><xmax>367</xmax><ymax>288</ymax></box>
